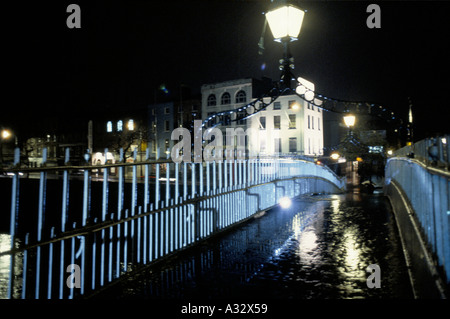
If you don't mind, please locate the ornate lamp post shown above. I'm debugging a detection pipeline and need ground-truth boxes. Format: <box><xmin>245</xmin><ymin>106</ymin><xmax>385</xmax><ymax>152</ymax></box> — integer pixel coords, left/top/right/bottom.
<box><xmin>265</xmin><ymin>1</ymin><xmax>306</xmax><ymax>90</ymax></box>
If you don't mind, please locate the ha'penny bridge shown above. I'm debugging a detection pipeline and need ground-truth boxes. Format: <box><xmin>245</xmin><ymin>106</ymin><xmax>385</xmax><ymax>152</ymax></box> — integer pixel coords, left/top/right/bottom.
<box><xmin>0</xmin><ymin>136</ymin><xmax>449</xmax><ymax>299</ymax></box>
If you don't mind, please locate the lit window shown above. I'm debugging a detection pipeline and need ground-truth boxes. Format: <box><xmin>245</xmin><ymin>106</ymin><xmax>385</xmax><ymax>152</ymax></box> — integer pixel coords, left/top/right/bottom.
<box><xmin>221</xmin><ymin>92</ymin><xmax>231</xmax><ymax>105</ymax></box>
<box><xmin>107</xmin><ymin>121</ymin><xmax>113</xmax><ymax>133</ymax></box>
<box><xmin>207</xmin><ymin>94</ymin><xmax>216</xmax><ymax>106</ymax></box>
<box><xmin>128</xmin><ymin>119</ymin><xmax>134</xmax><ymax>131</ymax></box>
<box><xmin>274</xmin><ymin>115</ymin><xmax>281</xmax><ymax>129</ymax></box>
<box><xmin>235</xmin><ymin>90</ymin><xmax>246</xmax><ymax>103</ymax></box>
<box><xmin>288</xmin><ymin>114</ymin><xmax>296</xmax><ymax>129</ymax></box>
<box><xmin>117</xmin><ymin>120</ymin><xmax>123</xmax><ymax>132</ymax></box>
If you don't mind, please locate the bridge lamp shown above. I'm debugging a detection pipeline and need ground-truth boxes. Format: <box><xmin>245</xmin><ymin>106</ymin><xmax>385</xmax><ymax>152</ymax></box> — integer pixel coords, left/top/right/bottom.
<box><xmin>266</xmin><ymin>3</ymin><xmax>305</xmax><ymax>90</ymax></box>
<box><xmin>330</xmin><ymin>152</ymin><xmax>340</xmax><ymax>160</ymax></box>
<box><xmin>296</xmin><ymin>77</ymin><xmax>315</xmax><ymax>101</ymax></box>
<box><xmin>343</xmin><ymin>114</ymin><xmax>356</xmax><ymax>128</ymax></box>
<box><xmin>1</xmin><ymin>129</ymin><xmax>12</xmax><ymax>140</ymax></box>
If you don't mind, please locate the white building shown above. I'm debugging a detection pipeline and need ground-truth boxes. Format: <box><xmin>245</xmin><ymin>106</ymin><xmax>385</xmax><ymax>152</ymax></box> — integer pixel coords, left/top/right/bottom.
<box><xmin>201</xmin><ymin>78</ymin><xmax>323</xmax><ymax>157</ymax></box>
<box><xmin>201</xmin><ymin>78</ymin><xmax>272</xmax><ymax>129</ymax></box>
<box><xmin>247</xmin><ymin>94</ymin><xmax>323</xmax><ymax>157</ymax></box>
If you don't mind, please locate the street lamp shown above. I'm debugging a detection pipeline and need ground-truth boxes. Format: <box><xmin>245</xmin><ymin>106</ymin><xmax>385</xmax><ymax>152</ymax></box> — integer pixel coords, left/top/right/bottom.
<box><xmin>1</xmin><ymin>129</ymin><xmax>11</xmax><ymax>140</ymax></box>
<box><xmin>343</xmin><ymin>114</ymin><xmax>356</xmax><ymax>137</ymax></box>
<box><xmin>343</xmin><ymin>114</ymin><xmax>356</xmax><ymax>128</ymax></box>
<box><xmin>330</xmin><ymin>152</ymin><xmax>340</xmax><ymax>160</ymax></box>
<box><xmin>1</xmin><ymin>129</ymin><xmax>15</xmax><ymax>166</ymax></box>
<box><xmin>266</xmin><ymin>1</ymin><xmax>306</xmax><ymax>90</ymax></box>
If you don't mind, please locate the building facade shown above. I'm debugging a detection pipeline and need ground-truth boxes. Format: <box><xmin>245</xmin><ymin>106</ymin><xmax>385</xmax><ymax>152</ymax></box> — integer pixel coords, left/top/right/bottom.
<box><xmin>201</xmin><ymin>78</ymin><xmax>323</xmax><ymax>157</ymax></box>
<box><xmin>247</xmin><ymin>95</ymin><xmax>323</xmax><ymax>157</ymax></box>
<box><xmin>201</xmin><ymin>78</ymin><xmax>272</xmax><ymax>129</ymax></box>
<box><xmin>148</xmin><ymin>102</ymin><xmax>175</xmax><ymax>158</ymax></box>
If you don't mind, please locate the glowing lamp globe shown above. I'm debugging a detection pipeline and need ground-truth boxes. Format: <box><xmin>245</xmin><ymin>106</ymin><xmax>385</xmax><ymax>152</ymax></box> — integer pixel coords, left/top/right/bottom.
<box><xmin>343</xmin><ymin>114</ymin><xmax>356</xmax><ymax>127</ymax></box>
<box><xmin>266</xmin><ymin>4</ymin><xmax>305</xmax><ymax>42</ymax></box>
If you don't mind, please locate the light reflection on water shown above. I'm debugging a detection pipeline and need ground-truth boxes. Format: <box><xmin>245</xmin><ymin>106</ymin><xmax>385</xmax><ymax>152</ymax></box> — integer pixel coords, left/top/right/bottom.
<box><xmin>93</xmin><ymin>192</ymin><xmax>413</xmax><ymax>299</ymax></box>
<box><xmin>0</xmin><ymin>234</ymin><xmax>23</xmax><ymax>299</ymax></box>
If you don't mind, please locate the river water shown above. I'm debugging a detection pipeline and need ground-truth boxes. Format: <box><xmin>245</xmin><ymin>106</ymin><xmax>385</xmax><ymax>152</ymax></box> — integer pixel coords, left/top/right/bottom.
<box><xmin>95</xmin><ymin>187</ymin><xmax>413</xmax><ymax>300</ymax></box>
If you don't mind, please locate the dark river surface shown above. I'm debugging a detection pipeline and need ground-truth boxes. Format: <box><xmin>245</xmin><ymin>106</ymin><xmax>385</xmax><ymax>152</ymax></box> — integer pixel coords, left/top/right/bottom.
<box><xmin>94</xmin><ymin>186</ymin><xmax>413</xmax><ymax>300</ymax></box>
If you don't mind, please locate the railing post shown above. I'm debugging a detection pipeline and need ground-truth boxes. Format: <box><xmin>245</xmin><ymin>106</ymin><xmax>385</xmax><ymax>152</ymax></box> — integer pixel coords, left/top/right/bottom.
<box><xmin>7</xmin><ymin>148</ymin><xmax>20</xmax><ymax>299</ymax></box>
<box><xmin>36</xmin><ymin>147</ymin><xmax>48</xmax><ymax>299</ymax></box>
<box><xmin>59</xmin><ymin>148</ymin><xmax>70</xmax><ymax>299</ymax></box>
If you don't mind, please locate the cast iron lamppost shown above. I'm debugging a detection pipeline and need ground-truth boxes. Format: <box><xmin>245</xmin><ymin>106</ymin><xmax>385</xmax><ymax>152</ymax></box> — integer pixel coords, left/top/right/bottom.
<box><xmin>265</xmin><ymin>0</ymin><xmax>305</xmax><ymax>90</ymax></box>
<box><xmin>202</xmin><ymin>1</ymin><xmax>308</xmax><ymax>129</ymax></box>
<box><xmin>343</xmin><ymin>113</ymin><xmax>356</xmax><ymax>136</ymax></box>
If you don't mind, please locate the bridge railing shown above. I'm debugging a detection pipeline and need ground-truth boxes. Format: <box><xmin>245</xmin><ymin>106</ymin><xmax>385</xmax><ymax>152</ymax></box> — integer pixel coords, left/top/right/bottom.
<box><xmin>0</xmin><ymin>147</ymin><xmax>345</xmax><ymax>299</ymax></box>
<box><xmin>385</xmin><ymin>150</ymin><xmax>450</xmax><ymax>297</ymax></box>
<box><xmin>393</xmin><ymin>135</ymin><xmax>450</xmax><ymax>169</ymax></box>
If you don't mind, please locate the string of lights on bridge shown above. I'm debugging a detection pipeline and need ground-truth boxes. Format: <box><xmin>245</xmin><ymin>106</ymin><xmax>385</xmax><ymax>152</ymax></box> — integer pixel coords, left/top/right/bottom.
<box><xmin>202</xmin><ymin>76</ymin><xmax>404</xmax><ymax>131</ymax></box>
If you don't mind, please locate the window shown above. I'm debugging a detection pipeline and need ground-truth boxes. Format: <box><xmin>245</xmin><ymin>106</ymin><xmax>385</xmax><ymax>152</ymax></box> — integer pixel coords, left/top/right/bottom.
<box><xmin>273</xmin><ymin>102</ymin><xmax>281</xmax><ymax>110</ymax></box>
<box><xmin>274</xmin><ymin>116</ymin><xmax>281</xmax><ymax>129</ymax></box>
<box><xmin>127</xmin><ymin>119</ymin><xmax>134</xmax><ymax>131</ymax></box>
<box><xmin>221</xmin><ymin>92</ymin><xmax>231</xmax><ymax>105</ymax></box>
<box><xmin>117</xmin><ymin>120</ymin><xmax>123</xmax><ymax>132</ymax></box>
<box><xmin>274</xmin><ymin>138</ymin><xmax>281</xmax><ymax>153</ymax></box>
<box><xmin>312</xmin><ymin>116</ymin><xmax>314</xmax><ymax>129</ymax></box>
<box><xmin>164</xmin><ymin>120</ymin><xmax>170</xmax><ymax>132</ymax></box>
<box><xmin>207</xmin><ymin>94</ymin><xmax>216</xmax><ymax>106</ymax></box>
<box><xmin>236</xmin><ymin>90</ymin><xmax>246</xmax><ymax>103</ymax></box>
<box><xmin>164</xmin><ymin>107</ymin><xmax>170</xmax><ymax>114</ymax></box>
<box><xmin>106</xmin><ymin>121</ymin><xmax>112</xmax><ymax>133</ymax></box>
<box><xmin>318</xmin><ymin>117</ymin><xmax>321</xmax><ymax>131</ymax></box>
<box><xmin>288</xmin><ymin>114</ymin><xmax>296</xmax><ymax>129</ymax></box>
<box><xmin>307</xmin><ymin>115</ymin><xmax>310</xmax><ymax>129</ymax></box>
<box><xmin>289</xmin><ymin>138</ymin><xmax>297</xmax><ymax>153</ymax></box>
<box><xmin>260</xmin><ymin>138</ymin><xmax>266</xmax><ymax>153</ymax></box>
<box><xmin>260</xmin><ymin>116</ymin><xmax>266</xmax><ymax>130</ymax></box>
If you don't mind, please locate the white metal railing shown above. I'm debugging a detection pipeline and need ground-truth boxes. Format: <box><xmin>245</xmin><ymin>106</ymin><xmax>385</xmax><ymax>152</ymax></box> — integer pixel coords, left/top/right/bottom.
<box><xmin>385</xmin><ymin>155</ymin><xmax>450</xmax><ymax>286</ymax></box>
<box><xmin>393</xmin><ymin>135</ymin><xmax>450</xmax><ymax>169</ymax></box>
<box><xmin>0</xmin><ymin>147</ymin><xmax>345</xmax><ymax>299</ymax></box>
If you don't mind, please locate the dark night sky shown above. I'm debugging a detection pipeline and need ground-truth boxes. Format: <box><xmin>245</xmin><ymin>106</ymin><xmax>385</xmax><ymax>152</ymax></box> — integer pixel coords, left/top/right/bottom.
<box><xmin>2</xmin><ymin>0</ymin><xmax>450</xmax><ymax>142</ymax></box>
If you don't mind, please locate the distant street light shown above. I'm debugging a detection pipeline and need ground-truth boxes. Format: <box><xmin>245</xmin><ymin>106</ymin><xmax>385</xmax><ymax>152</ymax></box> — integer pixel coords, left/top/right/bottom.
<box><xmin>330</xmin><ymin>152</ymin><xmax>340</xmax><ymax>160</ymax></box>
<box><xmin>266</xmin><ymin>1</ymin><xmax>305</xmax><ymax>90</ymax></box>
<box><xmin>1</xmin><ymin>129</ymin><xmax>11</xmax><ymax>140</ymax></box>
<box><xmin>343</xmin><ymin>114</ymin><xmax>356</xmax><ymax>128</ymax></box>
<box><xmin>343</xmin><ymin>114</ymin><xmax>356</xmax><ymax>137</ymax></box>
<box><xmin>1</xmin><ymin>129</ymin><xmax>15</xmax><ymax>166</ymax></box>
